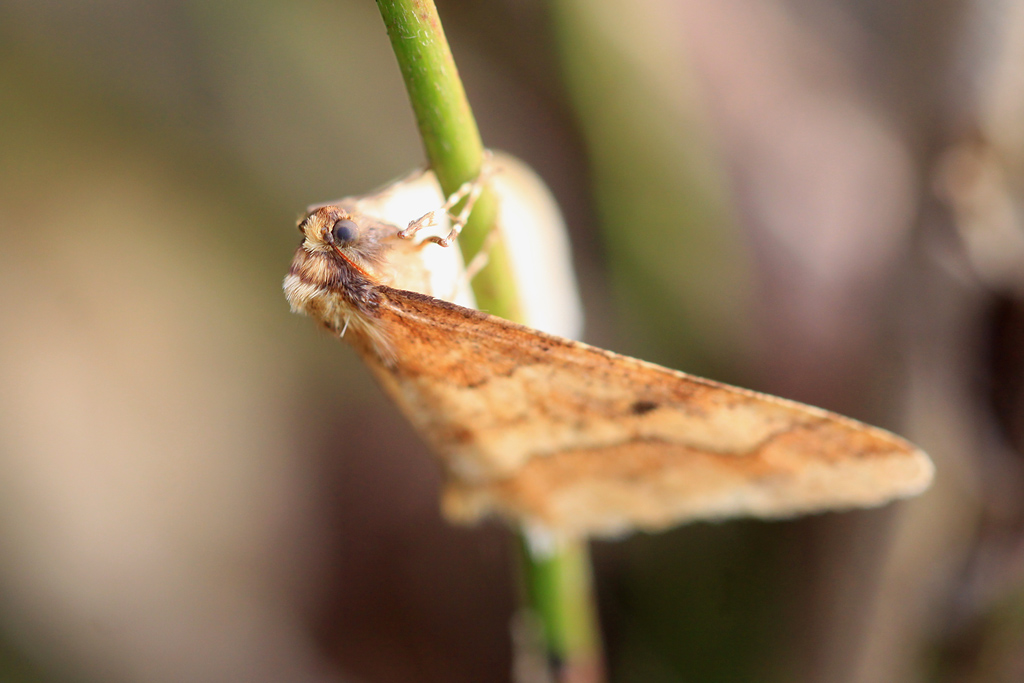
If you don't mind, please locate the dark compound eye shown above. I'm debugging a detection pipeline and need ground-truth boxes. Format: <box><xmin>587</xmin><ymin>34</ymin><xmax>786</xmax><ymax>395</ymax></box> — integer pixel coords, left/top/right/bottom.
<box><xmin>331</xmin><ymin>218</ymin><xmax>358</xmax><ymax>244</ymax></box>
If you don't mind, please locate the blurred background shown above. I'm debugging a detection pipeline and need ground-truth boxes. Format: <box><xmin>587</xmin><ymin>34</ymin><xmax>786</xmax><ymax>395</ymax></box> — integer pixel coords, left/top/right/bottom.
<box><xmin>1</xmin><ymin>0</ymin><xmax>1022</xmax><ymax>681</ymax></box>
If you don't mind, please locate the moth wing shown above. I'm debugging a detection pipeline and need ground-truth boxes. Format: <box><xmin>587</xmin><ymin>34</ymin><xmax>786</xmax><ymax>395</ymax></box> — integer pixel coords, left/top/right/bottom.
<box><xmin>356</xmin><ymin>287</ymin><xmax>933</xmax><ymax>538</ymax></box>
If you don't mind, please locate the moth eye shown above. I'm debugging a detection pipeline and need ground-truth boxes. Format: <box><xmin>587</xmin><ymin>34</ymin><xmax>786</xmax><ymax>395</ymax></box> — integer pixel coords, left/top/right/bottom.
<box><xmin>332</xmin><ymin>219</ymin><xmax>358</xmax><ymax>244</ymax></box>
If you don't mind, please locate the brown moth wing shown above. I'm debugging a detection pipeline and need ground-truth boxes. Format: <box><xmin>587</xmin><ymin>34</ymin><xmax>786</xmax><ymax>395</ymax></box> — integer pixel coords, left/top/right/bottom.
<box><xmin>352</xmin><ymin>287</ymin><xmax>933</xmax><ymax>538</ymax></box>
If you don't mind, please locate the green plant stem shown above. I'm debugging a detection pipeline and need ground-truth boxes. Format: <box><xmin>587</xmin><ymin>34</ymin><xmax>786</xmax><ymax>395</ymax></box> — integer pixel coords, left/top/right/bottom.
<box><xmin>375</xmin><ymin>0</ymin><xmax>519</xmax><ymax>318</ymax></box>
<box><xmin>375</xmin><ymin>1</ymin><xmax>603</xmax><ymax>680</ymax></box>
<box><xmin>519</xmin><ymin>536</ymin><xmax>603</xmax><ymax>680</ymax></box>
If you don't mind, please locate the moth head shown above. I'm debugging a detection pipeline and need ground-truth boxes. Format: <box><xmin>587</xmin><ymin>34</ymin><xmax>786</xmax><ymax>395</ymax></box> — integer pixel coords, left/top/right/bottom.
<box><xmin>298</xmin><ymin>206</ymin><xmax>363</xmax><ymax>250</ymax></box>
<box><xmin>296</xmin><ymin>206</ymin><xmax>390</xmax><ymax>277</ymax></box>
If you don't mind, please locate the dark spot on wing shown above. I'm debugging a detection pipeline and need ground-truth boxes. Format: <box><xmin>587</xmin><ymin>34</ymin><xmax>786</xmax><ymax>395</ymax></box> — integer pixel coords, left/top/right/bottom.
<box><xmin>631</xmin><ymin>400</ymin><xmax>659</xmax><ymax>415</ymax></box>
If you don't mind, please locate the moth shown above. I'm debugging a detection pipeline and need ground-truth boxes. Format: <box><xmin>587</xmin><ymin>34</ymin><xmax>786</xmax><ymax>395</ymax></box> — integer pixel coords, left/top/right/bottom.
<box><xmin>285</xmin><ymin>157</ymin><xmax>934</xmax><ymax>538</ymax></box>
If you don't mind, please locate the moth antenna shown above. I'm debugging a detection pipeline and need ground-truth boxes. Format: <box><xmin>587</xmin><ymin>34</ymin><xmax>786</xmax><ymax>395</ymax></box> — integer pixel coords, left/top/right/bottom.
<box><xmin>341</xmin><ymin>316</ymin><xmax>351</xmax><ymax>338</ymax></box>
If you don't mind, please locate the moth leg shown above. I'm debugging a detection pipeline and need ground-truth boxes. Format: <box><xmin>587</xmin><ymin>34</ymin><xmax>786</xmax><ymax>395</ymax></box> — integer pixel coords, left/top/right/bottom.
<box><xmin>400</xmin><ymin>150</ymin><xmax>495</xmax><ymax>247</ymax></box>
<box><xmin>463</xmin><ymin>229</ymin><xmax>499</xmax><ymax>282</ymax></box>
<box><xmin>444</xmin><ymin>227</ymin><xmax>500</xmax><ymax>300</ymax></box>
<box><xmin>400</xmin><ymin>177</ymin><xmax>483</xmax><ymax>246</ymax></box>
